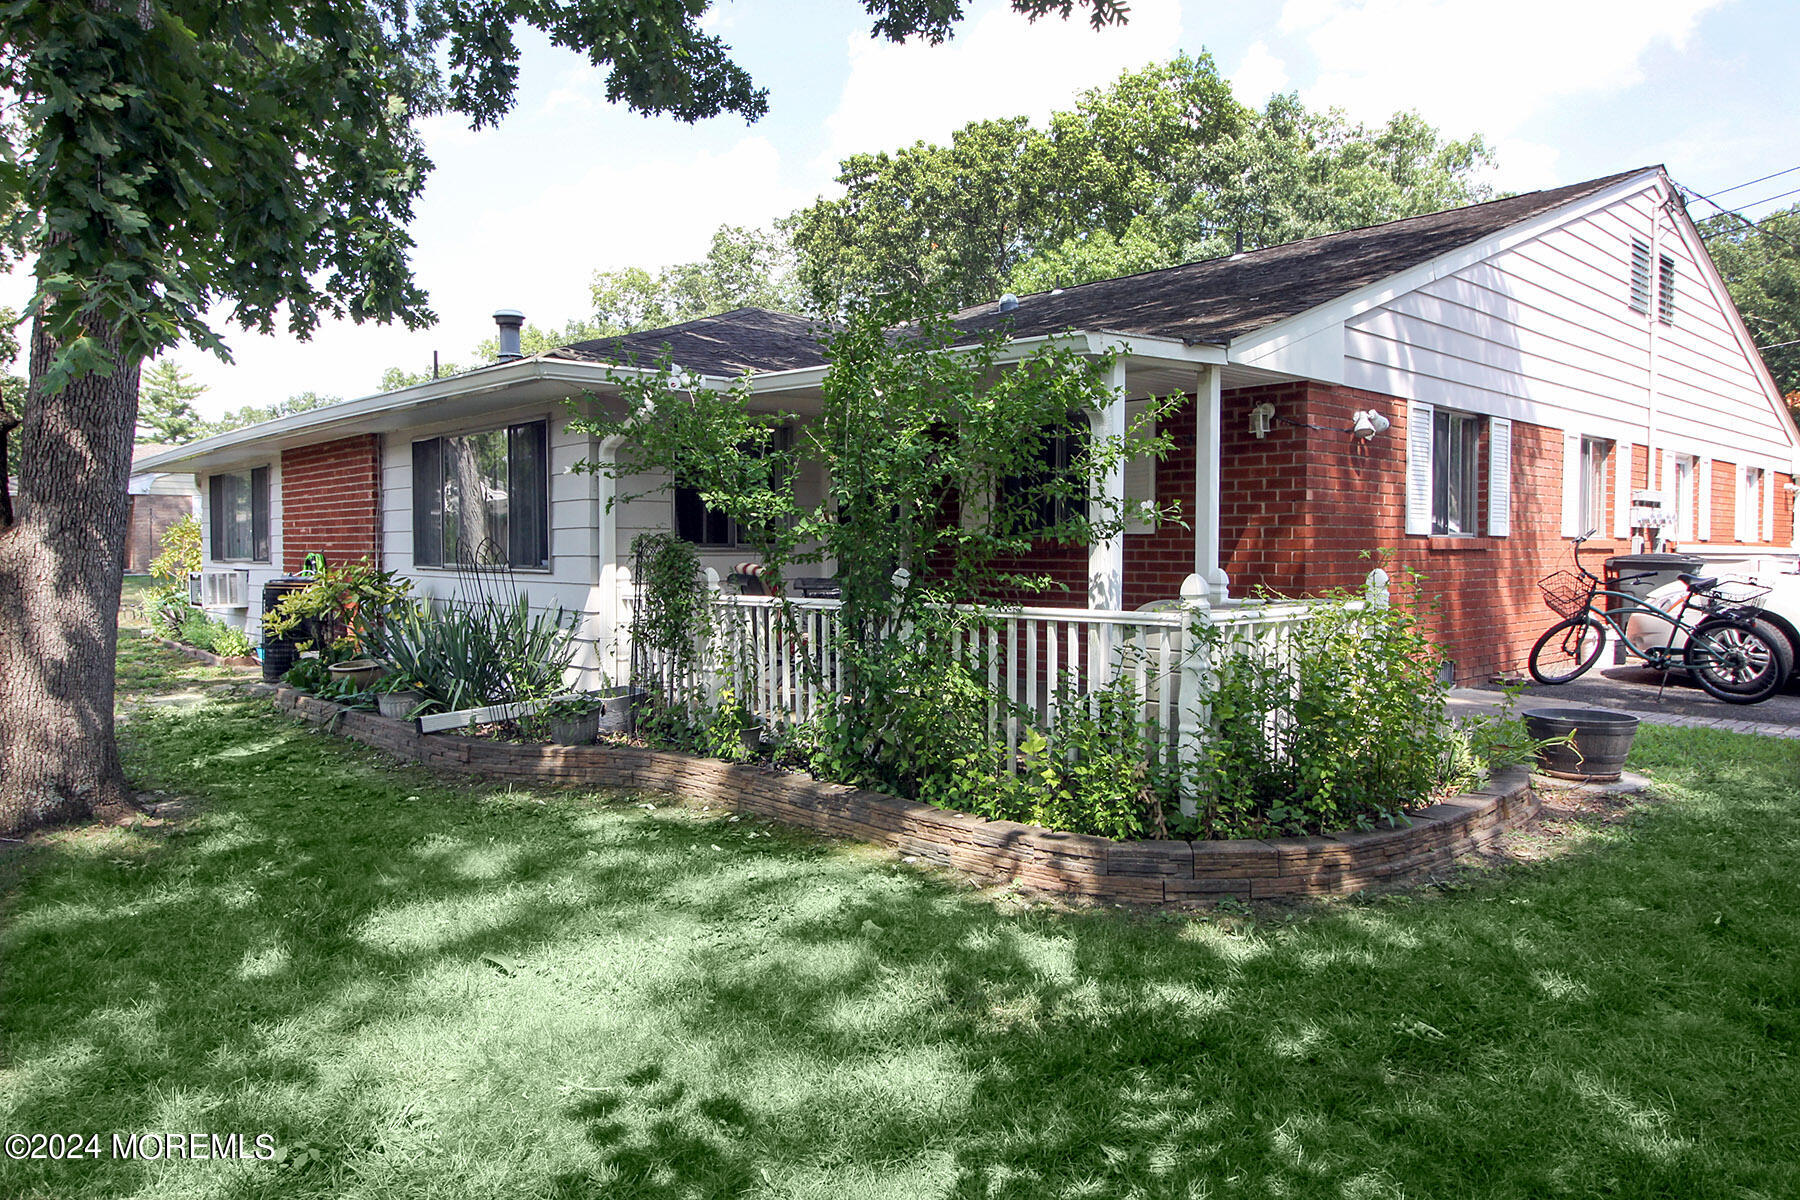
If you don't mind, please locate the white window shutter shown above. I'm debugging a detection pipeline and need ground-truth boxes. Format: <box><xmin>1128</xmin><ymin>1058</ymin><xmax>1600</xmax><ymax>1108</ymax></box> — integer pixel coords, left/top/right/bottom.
<box><xmin>1486</xmin><ymin>417</ymin><xmax>1512</xmax><ymax>537</ymax></box>
<box><xmin>1735</xmin><ymin>466</ymin><xmax>1749</xmax><ymax>542</ymax></box>
<box><xmin>1763</xmin><ymin>468</ymin><xmax>1776</xmax><ymax>544</ymax></box>
<box><xmin>1405</xmin><ymin>401</ymin><xmax>1434</xmax><ymax>536</ymax></box>
<box><xmin>1123</xmin><ymin>398</ymin><xmax>1154</xmax><ymax>535</ymax></box>
<box><xmin>1698</xmin><ymin>458</ymin><xmax>1712</xmax><ymax>541</ymax></box>
<box><xmin>1560</xmin><ymin>432</ymin><xmax>1582</xmax><ymax>537</ymax></box>
<box><xmin>1613</xmin><ymin>442</ymin><xmax>1632</xmax><ymax>538</ymax></box>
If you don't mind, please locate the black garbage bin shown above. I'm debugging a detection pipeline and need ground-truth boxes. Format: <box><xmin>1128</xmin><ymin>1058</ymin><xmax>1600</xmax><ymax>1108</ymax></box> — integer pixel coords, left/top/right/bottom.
<box><xmin>1604</xmin><ymin>553</ymin><xmax>1705</xmax><ymax>664</ymax></box>
<box><xmin>260</xmin><ymin>576</ymin><xmax>314</xmax><ymax>682</ymax></box>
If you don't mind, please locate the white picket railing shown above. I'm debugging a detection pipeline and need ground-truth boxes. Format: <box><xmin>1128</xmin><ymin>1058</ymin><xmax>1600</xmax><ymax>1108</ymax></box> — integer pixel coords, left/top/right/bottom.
<box><xmin>614</xmin><ymin>569</ymin><xmax>1390</xmax><ymax>772</ymax></box>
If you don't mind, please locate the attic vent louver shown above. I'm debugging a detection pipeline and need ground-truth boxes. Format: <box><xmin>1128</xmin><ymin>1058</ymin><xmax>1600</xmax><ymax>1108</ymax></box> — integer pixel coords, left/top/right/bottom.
<box><xmin>493</xmin><ymin>309</ymin><xmax>525</xmax><ymax>361</ymax></box>
<box><xmin>1657</xmin><ymin>254</ymin><xmax>1676</xmax><ymax>325</ymax></box>
<box><xmin>997</xmin><ymin>293</ymin><xmax>1019</xmax><ymax>313</ymax></box>
<box><xmin>1628</xmin><ymin>240</ymin><xmax>1651</xmax><ymax>314</ymax></box>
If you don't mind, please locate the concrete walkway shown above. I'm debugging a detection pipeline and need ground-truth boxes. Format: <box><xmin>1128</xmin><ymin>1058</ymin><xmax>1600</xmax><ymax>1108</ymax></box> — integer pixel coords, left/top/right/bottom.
<box><xmin>1449</xmin><ymin>664</ymin><xmax>1800</xmax><ymax>740</ymax></box>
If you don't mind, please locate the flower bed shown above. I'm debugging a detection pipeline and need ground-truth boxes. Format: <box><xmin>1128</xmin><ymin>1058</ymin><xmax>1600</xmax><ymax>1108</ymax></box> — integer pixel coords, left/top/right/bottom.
<box><xmin>258</xmin><ymin>682</ymin><xmax>1539</xmax><ymax>905</ymax></box>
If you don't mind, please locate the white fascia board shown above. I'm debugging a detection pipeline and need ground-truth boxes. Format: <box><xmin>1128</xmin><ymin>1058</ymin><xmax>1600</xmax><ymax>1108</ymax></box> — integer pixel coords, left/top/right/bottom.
<box><xmin>743</xmin><ymin>330</ymin><xmax>1226</xmax><ymax>396</ymax></box>
<box><xmin>132</xmin><ymin>356</ymin><xmax>659</xmax><ymax>473</ymax></box>
<box><xmin>1225</xmin><ymin>168</ymin><xmax>1667</xmax><ymax>371</ymax></box>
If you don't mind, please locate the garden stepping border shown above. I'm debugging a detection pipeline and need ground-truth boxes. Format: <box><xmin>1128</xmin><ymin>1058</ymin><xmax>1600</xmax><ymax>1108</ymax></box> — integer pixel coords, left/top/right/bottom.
<box><xmin>256</xmin><ymin>683</ymin><xmax>1539</xmax><ymax>906</ymax></box>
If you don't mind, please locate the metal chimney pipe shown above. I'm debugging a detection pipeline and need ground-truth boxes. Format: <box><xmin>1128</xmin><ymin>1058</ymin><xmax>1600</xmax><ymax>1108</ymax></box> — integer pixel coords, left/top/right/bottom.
<box><xmin>493</xmin><ymin>309</ymin><xmax>525</xmax><ymax>361</ymax></box>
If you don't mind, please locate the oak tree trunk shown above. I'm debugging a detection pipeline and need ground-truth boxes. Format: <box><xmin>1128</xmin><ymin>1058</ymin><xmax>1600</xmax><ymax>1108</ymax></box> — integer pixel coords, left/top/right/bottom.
<box><xmin>0</xmin><ymin>314</ymin><xmax>140</xmax><ymax>832</ymax></box>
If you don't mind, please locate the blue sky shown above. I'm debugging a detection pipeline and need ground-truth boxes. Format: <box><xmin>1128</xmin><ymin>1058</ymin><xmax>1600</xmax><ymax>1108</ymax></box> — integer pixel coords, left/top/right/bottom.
<box><xmin>12</xmin><ymin>0</ymin><xmax>1796</xmax><ymax>418</ymax></box>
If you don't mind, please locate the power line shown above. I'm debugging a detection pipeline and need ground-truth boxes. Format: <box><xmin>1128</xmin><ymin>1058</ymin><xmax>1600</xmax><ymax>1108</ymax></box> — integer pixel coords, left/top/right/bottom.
<box><xmin>1709</xmin><ymin>165</ymin><xmax>1800</xmax><ymax>199</ymax></box>
<box><xmin>1680</xmin><ymin>181</ymin><xmax>1800</xmax><ymax>256</ymax></box>
<box><xmin>1726</xmin><ymin>184</ymin><xmax>1800</xmax><ymax>212</ymax></box>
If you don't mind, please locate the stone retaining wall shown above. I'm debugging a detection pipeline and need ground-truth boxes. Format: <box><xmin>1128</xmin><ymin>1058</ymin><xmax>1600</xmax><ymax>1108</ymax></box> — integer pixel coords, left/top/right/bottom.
<box><xmin>258</xmin><ymin>683</ymin><xmax>1538</xmax><ymax>905</ymax></box>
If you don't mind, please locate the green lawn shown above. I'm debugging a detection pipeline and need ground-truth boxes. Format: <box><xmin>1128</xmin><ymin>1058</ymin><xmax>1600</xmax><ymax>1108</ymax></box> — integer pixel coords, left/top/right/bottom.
<box><xmin>2</xmin><ymin>638</ymin><xmax>1798</xmax><ymax>1199</ymax></box>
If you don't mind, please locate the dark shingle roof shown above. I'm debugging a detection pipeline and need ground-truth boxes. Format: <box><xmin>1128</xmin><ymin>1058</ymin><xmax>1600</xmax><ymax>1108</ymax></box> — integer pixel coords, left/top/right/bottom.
<box><xmin>545</xmin><ymin>168</ymin><xmax>1654</xmax><ymax>375</ymax></box>
<box><xmin>949</xmin><ymin>168</ymin><xmax>1654</xmax><ymax>345</ymax></box>
<box><xmin>549</xmin><ymin>307</ymin><xmax>829</xmax><ymax>376</ymax></box>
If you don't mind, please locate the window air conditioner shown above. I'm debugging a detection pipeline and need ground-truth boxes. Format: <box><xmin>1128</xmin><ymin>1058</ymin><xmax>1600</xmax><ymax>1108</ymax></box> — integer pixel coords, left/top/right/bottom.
<box><xmin>200</xmin><ymin>568</ymin><xmax>251</xmax><ymax>608</ymax></box>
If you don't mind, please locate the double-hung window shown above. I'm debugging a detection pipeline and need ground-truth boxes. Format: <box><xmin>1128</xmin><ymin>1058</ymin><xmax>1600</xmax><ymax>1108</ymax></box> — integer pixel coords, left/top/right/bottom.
<box><xmin>412</xmin><ymin>420</ymin><xmax>550</xmax><ymax>568</ymax></box>
<box><xmin>1579</xmin><ymin>437</ymin><xmax>1612</xmax><ymax>536</ymax></box>
<box><xmin>1406</xmin><ymin>402</ymin><xmax>1509</xmax><ymax>537</ymax></box>
<box><xmin>209</xmin><ymin>467</ymin><xmax>270</xmax><ymax>563</ymax></box>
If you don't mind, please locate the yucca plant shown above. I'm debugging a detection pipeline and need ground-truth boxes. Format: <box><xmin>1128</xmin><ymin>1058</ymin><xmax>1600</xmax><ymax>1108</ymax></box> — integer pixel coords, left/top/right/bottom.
<box><xmin>375</xmin><ymin>594</ymin><xmax>577</xmax><ymax>715</ymax></box>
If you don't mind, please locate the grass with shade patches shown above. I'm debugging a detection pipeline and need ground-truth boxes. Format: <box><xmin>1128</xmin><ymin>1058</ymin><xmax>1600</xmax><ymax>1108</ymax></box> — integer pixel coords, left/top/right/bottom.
<box><xmin>1</xmin><ymin>638</ymin><xmax>1797</xmax><ymax>1198</ymax></box>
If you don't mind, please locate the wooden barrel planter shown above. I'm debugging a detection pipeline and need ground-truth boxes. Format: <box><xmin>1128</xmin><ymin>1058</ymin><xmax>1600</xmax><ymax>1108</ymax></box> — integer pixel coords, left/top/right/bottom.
<box><xmin>1523</xmin><ymin>707</ymin><xmax>1641</xmax><ymax>783</ymax></box>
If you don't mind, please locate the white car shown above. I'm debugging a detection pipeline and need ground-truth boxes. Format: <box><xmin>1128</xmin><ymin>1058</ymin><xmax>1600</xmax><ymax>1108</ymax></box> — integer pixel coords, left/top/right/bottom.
<box><xmin>1624</xmin><ymin>567</ymin><xmax>1800</xmax><ymax>682</ymax></box>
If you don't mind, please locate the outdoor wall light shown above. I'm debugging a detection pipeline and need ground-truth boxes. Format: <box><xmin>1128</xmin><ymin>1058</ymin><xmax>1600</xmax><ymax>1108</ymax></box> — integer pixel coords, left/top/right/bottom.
<box><xmin>1350</xmin><ymin>410</ymin><xmax>1391</xmax><ymax>439</ymax></box>
<box><xmin>1249</xmin><ymin>402</ymin><xmax>1276</xmax><ymax>439</ymax></box>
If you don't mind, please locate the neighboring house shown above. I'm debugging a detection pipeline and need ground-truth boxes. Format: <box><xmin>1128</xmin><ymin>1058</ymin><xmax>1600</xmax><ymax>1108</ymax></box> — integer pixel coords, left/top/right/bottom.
<box><xmin>126</xmin><ymin>446</ymin><xmax>201</xmax><ymax>574</ymax></box>
<box><xmin>136</xmin><ymin>165</ymin><xmax>1800</xmax><ymax>683</ymax></box>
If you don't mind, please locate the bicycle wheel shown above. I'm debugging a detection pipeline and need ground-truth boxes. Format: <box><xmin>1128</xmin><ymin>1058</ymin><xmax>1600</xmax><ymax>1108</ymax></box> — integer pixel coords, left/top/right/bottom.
<box><xmin>1529</xmin><ymin>615</ymin><xmax>1608</xmax><ymax>684</ymax></box>
<box><xmin>1689</xmin><ymin>618</ymin><xmax>1792</xmax><ymax>705</ymax></box>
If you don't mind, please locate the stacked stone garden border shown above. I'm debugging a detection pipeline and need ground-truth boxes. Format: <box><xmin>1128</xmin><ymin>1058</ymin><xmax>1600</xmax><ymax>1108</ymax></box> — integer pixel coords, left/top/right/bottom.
<box><xmin>257</xmin><ymin>683</ymin><xmax>1539</xmax><ymax>905</ymax></box>
<box><xmin>149</xmin><ymin>634</ymin><xmax>260</xmax><ymax>670</ymax></box>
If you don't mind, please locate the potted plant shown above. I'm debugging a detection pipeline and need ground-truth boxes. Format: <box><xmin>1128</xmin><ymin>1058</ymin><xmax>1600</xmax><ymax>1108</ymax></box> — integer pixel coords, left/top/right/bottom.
<box><xmin>544</xmin><ymin>695</ymin><xmax>605</xmax><ymax>746</ymax></box>
<box><xmin>372</xmin><ymin>673</ymin><xmax>429</xmax><ymax>720</ymax></box>
<box><xmin>596</xmin><ymin>683</ymin><xmax>650</xmax><ymax>736</ymax></box>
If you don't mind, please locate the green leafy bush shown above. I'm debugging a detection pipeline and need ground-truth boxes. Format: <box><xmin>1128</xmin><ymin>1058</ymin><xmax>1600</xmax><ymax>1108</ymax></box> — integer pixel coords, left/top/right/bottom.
<box><xmin>148</xmin><ymin>513</ymin><xmax>201</xmax><ymax>582</ymax></box>
<box><xmin>264</xmin><ymin>560</ymin><xmax>413</xmax><ymax>654</ymax></box>
<box><xmin>177</xmin><ymin>610</ymin><xmax>218</xmax><ymax>651</ymax></box>
<box><xmin>212</xmin><ymin>625</ymin><xmax>254</xmax><ymax>659</ymax></box>
<box><xmin>284</xmin><ymin>658</ymin><xmax>332</xmax><ymax>693</ymax></box>
<box><xmin>1187</xmin><ymin>587</ymin><xmax>1468</xmax><ymax>839</ymax></box>
<box><xmin>142</xmin><ymin>583</ymin><xmax>192</xmax><ymax>637</ymax></box>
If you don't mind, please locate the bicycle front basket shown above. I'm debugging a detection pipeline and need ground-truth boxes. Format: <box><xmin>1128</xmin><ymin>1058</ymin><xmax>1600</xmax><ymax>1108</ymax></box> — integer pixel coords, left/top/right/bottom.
<box><xmin>1704</xmin><ymin>581</ymin><xmax>1771</xmax><ymax>614</ymax></box>
<box><xmin>1537</xmin><ymin>570</ymin><xmax>1591</xmax><ymax>619</ymax></box>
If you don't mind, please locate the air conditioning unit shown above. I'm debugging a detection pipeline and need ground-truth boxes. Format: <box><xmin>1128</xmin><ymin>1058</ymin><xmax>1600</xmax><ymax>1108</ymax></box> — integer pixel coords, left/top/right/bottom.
<box><xmin>200</xmin><ymin>568</ymin><xmax>251</xmax><ymax>608</ymax></box>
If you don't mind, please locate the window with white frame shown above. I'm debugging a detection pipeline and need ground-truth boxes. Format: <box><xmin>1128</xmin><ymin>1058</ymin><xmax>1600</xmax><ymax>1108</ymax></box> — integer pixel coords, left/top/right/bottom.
<box><xmin>1740</xmin><ymin>466</ymin><xmax>1766</xmax><ymax>542</ymax></box>
<box><xmin>209</xmin><ymin>467</ymin><xmax>270</xmax><ymax>562</ymax></box>
<box><xmin>1673</xmin><ymin>454</ymin><xmax>1696</xmax><ymax>542</ymax></box>
<box><xmin>1579</xmin><ymin>437</ymin><xmax>1612</xmax><ymax>536</ymax></box>
<box><xmin>411</xmin><ymin>420</ymin><xmax>550</xmax><ymax>568</ymax></box>
<box><xmin>1406</xmin><ymin>402</ymin><xmax>1510</xmax><ymax>537</ymax></box>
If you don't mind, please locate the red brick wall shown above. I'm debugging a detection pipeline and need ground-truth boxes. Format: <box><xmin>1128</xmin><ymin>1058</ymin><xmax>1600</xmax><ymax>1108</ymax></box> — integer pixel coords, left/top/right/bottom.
<box><xmin>280</xmin><ymin>435</ymin><xmax>382</xmax><ymax>573</ymax></box>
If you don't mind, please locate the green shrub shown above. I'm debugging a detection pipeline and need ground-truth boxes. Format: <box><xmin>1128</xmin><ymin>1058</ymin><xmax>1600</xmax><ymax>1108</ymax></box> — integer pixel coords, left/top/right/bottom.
<box><xmin>212</xmin><ymin>625</ymin><xmax>254</xmax><ymax>659</ymax></box>
<box><xmin>149</xmin><ymin>513</ymin><xmax>201</xmax><ymax>582</ymax></box>
<box><xmin>177</xmin><ymin>610</ymin><xmax>218</xmax><ymax>652</ymax></box>
<box><xmin>142</xmin><ymin>583</ymin><xmax>191</xmax><ymax>637</ymax></box>
<box><xmin>1187</xmin><ymin>587</ymin><xmax>1467</xmax><ymax>839</ymax></box>
<box><xmin>283</xmin><ymin>658</ymin><xmax>332</xmax><ymax>693</ymax></box>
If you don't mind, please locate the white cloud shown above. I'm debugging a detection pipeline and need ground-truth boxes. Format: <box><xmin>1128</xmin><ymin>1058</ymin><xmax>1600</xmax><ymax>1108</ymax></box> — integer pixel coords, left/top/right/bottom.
<box><xmin>816</xmin><ymin>0</ymin><xmax>1183</xmax><ymax>172</ymax></box>
<box><xmin>1276</xmin><ymin>0</ymin><xmax>1729</xmax><ymax>186</ymax></box>
<box><xmin>1231</xmin><ymin>40</ymin><xmax>1290</xmax><ymax>104</ymax></box>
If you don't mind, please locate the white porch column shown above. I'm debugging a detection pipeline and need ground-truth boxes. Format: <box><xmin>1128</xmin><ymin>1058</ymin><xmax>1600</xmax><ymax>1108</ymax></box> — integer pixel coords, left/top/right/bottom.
<box><xmin>1194</xmin><ymin>365</ymin><xmax>1229</xmax><ymax>601</ymax></box>
<box><xmin>591</xmin><ymin>434</ymin><xmax>626</xmax><ymax>685</ymax></box>
<box><xmin>1088</xmin><ymin>358</ymin><xmax>1128</xmax><ymax>610</ymax></box>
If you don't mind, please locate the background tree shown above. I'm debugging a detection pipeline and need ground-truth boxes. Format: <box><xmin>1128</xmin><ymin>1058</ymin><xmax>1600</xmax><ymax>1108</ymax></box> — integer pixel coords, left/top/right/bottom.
<box><xmin>0</xmin><ymin>0</ymin><xmax>1127</xmax><ymax>834</ymax></box>
<box><xmin>1699</xmin><ymin>203</ymin><xmax>1800</xmax><ymax>411</ymax></box>
<box><xmin>790</xmin><ymin>55</ymin><xmax>1494</xmax><ymax>310</ymax></box>
<box><xmin>135</xmin><ymin>360</ymin><xmax>206</xmax><ymax>445</ymax></box>
<box><xmin>204</xmin><ymin>390</ymin><xmax>343</xmax><ymax>436</ymax></box>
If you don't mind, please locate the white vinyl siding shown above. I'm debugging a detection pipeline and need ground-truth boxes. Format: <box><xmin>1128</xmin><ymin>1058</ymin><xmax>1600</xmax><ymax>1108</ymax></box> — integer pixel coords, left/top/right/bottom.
<box><xmin>1738</xmin><ymin>466</ymin><xmax>1766</xmax><ymax>543</ymax></box>
<box><xmin>1339</xmin><ymin>188</ymin><xmax>1792</xmax><ymax>471</ymax></box>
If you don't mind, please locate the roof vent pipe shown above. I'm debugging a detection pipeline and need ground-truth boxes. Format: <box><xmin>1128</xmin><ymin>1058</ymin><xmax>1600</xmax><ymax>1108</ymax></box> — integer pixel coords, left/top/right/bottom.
<box><xmin>493</xmin><ymin>309</ymin><xmax>525</xmax><ymax>361</ymax></box>
<box><xmin>997</xmin><ymin>293</ymin><xmax>1019</xmax><ymax>313</ymax></box>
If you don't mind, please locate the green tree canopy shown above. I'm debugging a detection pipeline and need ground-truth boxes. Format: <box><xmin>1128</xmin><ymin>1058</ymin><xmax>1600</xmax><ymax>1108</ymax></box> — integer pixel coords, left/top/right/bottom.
<box><xmin>1700</xmin><ymin>203</ymin><xmax>1800</xmax><ymax>404</ymax></box>
<box><xmin>789</xmin><ymin>54</ymin><xmax>1495</xmax><ymax>311</ymax></box>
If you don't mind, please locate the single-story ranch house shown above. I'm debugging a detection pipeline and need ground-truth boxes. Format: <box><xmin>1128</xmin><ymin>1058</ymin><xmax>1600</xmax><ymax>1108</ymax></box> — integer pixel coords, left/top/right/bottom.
<box><xmin>137</xmin><ymin>165</ymin><xmax>1799</xmax><ymax>684</ymax></box>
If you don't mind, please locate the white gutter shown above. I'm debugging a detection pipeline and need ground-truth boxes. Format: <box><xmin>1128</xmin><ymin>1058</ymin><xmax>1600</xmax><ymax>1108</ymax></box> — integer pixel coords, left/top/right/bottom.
<box><xmin>132</xmin><ymin>355</ymin><xmax>705</xmax><ymax>473</ymax></box>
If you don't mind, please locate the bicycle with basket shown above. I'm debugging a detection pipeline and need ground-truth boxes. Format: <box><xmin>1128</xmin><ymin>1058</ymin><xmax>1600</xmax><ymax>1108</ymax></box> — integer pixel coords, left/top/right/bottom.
<box><xmin>1529</xmin><ymin>530</ymin><xmax>1792</xmax><ymax>704</ymax></box>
